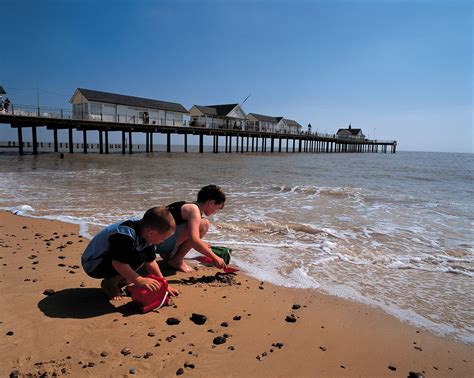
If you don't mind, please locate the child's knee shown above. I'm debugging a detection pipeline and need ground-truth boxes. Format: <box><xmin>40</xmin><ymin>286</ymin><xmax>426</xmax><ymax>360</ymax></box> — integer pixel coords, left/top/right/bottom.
<box><xmin>199</xmin><ymin>219</ymin><xmax>210</xmax><ymax>237</ymax></box>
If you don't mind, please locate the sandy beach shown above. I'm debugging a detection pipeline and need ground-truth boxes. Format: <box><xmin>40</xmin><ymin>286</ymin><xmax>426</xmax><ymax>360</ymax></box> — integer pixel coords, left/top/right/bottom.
<box><xmin>0</xmin><ymin>210</ymin><xmax>472</xmax><ymax>377</ymax></box>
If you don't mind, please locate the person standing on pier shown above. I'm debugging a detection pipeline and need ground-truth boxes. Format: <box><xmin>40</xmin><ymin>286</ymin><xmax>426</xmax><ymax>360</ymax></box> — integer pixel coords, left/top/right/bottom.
<box><xmin>157</xmin><ymin>185</ymin><xmax>227</xmax><ymax>273</ymax></box>
<box><xmin>4</xmin><ymin>97</ymin><xmax>11</xmax><ymax>113</ymax></box>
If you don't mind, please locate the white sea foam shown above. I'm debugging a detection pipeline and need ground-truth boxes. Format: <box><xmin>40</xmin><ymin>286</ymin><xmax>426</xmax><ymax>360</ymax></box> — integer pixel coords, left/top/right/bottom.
<box><xmin>10</xmin><ymin>204</ymin><xmax>35</xmax><ymax>215</ymax></box>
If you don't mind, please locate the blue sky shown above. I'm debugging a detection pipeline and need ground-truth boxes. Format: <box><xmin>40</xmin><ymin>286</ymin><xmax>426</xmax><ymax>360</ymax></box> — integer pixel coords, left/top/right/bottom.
<box><xmin>1</xmin><ymin>0</ymin><xmax>472</xmax><ymax>152</ymax></box>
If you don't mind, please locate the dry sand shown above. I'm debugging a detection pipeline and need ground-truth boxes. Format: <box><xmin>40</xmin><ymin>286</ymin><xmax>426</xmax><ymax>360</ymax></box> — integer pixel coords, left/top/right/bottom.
<box><xmin>0</xmin><ymin>211</ymin><xmax>472</xmax><ymax>377</ymax></box>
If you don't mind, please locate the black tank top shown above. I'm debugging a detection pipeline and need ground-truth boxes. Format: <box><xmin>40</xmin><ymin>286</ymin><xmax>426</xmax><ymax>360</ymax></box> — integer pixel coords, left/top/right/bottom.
<box><xmin>167</xmin><ymin>201</ymin><xmax>204</xmax><ymax>225</ymax></box>
<box><xmin>167</xmin><ymin>201</ymin><xmax>187</xmax><ymax>225</ymax></box>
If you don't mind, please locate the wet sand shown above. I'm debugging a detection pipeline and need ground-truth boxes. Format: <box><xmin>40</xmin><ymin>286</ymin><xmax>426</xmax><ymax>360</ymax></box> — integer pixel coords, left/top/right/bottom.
<box><xmin>0</xmin><ymin>211</ymin><xmax>472</xmax><ymax>377</ymax></box>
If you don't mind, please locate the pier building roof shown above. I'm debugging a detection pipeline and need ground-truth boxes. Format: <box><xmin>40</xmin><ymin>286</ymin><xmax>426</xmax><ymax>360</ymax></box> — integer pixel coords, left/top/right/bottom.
<box><xmin>70</xmin><ymin>88</ymin><xmax>188</xmax><ymax>113</ymax></box>
<box><xmin>190</xmin><ymin>103</ymin><xmax>247</xmax><ymax>119</ymax></box>
<box><xmin>247</xmin><ymin>113</ymin><xmax>280</xmax><ymax>123</ymax></box>
<box><xmin>284</xmin><ymin>119</ymin><xmax>303</xmax><ymax>129</ymax></box>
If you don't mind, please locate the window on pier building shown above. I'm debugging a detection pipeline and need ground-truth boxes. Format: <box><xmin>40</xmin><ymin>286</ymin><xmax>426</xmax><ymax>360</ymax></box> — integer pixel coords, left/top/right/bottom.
<box><xmin>90</xmin><ymin>103</ymin><xmax>102</xmax><ymax>115</ymax></box>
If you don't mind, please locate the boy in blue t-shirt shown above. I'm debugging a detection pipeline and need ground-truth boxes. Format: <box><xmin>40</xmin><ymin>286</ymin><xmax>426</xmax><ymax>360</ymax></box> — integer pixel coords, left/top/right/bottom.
<box><xmin>81</xmin><ymin>206</ymin><xmax>178</xmax><ymax>300</ymax></box>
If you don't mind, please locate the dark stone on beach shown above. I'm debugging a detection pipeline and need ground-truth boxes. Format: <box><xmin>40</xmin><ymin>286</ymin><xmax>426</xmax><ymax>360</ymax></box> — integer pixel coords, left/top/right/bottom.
<box><xmin>28</xmin><ymin>255</ymin><xmax>37</xmax><ymax>259</ymax></box>
<box><xmin>319</xmin><ymin>346</ymin><xmax>327</xmax><ymax>351</ymax></box>
<box><xmin>166</xmin><ymin>336</ymin><xmax>175</xmax><ymax>342</ymax></box>
<box><xmin>147</xmin><ymin>332</ymin><xmax>155</xmax><ymax>337</ymax></box>
<box><xmin>285</xmin><ymin>314</ymin><xmax>297</xmax><ymax>323</ymax></box>
<box><xmin>272</xmin><ymin>342</ymin><xmax>284</xmax><ymax>349</ymax></box>
<box><xmin>388</xmin><ymin>365</ymin><xmax>397</xmax><ymax>371</ymax></box>
<box><xmin>6</xmin><ymin>331</ymin><xmax>14</xmax><ymax>336</ymax></box>
<box><xmin>176</xmin><ymin>367</ymin><xmax>184</xmax><ymax>375</ymax></box>
<box><xmin>9</xmin><ymin>370</ymin><xmax>20</xmax><ymax>378</ymax></box>
<box><xmin>223</xmin><ymin>333</ymin><xmax>230</xmax><ymax>338</ymax></box>
<box><xmin>228</xmin><ymin>346</ymin><xmax>235</xmax><ymax>351</ymax></box>
<box><xmin>58</xmin><ymin>255</ymin><xmax>66</xmax><ymax>259</ymax></box>
<box><xmin>43</xmin><ymin>289</ymin><xmax>56</xmax><ymax>296</ymax></box>
<box><xmin>184</xmin><ymin>362</ymin><xmax>195</xmax><ymax>369</ymax></box>
<box><xmin>129</xmin><ymin>367</ymin><xmax>137</xmax><ymax>374</ymax></box>
<box><xmin>259</xmin><ymin>286</ymin><xmax>264</xmax><ymax>290</ymax></box>
<box><xmin>143</xmin><ymin>352</ymin><xmax>153</xmax><ymax>359</ymax></box>
<box><xmin>213</xmin><ymin>336</ymin><xmax>227</xmax><ymax>345</ymax></box>
<box><xmin>87</xmin><ymin>362</ymin><xmax>95</xmax><ymax>368</ymax></box>
<box><xmin>66</xmin><ymin>241</ymin><xmax>73</xmax><ymax>245</ymax></box>
<box><xmin>154</xmin><ymin>342</ymin><xmax>161</xmax><ymax>347</ymax></box>
<box><xmin>190</xmin><ymin>313</ymin><xmax>207</xmax><ymax>325</ymax></box>
<box><xmin>408</xmin><ymin>372</ymin><xmax>425</xmax><ymax>378</ymax></box>
<box><xmin>233</xmin><ymin>315</ymin><xmax>241</xmax><ymax>321</ymax></box>
<box><xmin>121</xmin><ymin>347</ymin><xmax>131</xmax><ymax>356</ymax></box>
<box><xmin>166</xmin><ymin>317</ymin><xmax>181</xmax><ymax>325</ymax></box>
<box><xmin>58</xmin><ymin>263</ymin><xmax>66</xmax><ymax>267</ymax></box>
<box><xmin>221</xmin><ymin>322</ymin><xmax>229</xmax><ymax>327</ymax></box>
<box><xmin>292</xmin><ymin>304</ymin><xmax>301</xmax><ymax>310</ymax></box>
<box><xmin>414</xmin><ymin>346</ymin><xmax>423</xmax><ymax>351</ymax></box>
<box><xmin>100</xmin><ymin>351</ymin><xmax>108</xmax><ymax>357</ymax></box>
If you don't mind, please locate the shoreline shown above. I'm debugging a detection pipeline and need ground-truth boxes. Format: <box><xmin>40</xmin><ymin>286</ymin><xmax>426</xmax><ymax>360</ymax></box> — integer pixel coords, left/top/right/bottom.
<box><xmin>1</xmin><ymin>211</ymin><xmax>472</xmax><ymax>376</ymax></box>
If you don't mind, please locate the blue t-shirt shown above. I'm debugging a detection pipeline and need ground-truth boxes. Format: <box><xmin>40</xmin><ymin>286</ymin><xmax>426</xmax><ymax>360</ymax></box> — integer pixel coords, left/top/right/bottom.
<box><xmin>81</xmin><ymin>219</ymin><xmax>156</xmax><ymax>273</ymax></box>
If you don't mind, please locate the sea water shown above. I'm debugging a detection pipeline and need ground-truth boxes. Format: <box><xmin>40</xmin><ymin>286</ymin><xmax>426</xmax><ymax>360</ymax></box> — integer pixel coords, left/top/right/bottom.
<box><xmin>0</xmin><ymin>150</ymin><xmax>472</xmax><ymax>343</ymax></box>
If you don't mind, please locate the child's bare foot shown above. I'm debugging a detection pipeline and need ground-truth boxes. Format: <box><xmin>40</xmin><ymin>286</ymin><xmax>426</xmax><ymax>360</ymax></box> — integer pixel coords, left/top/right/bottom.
<box><xmin>167</xmin><ymin>259</ymin><xmax>193</xmax><ymax>273</ymax></box>
<box><xmin>101</xmin><ymin>277</ymin><xmax>125</xmax><ymax>300</ymax></box>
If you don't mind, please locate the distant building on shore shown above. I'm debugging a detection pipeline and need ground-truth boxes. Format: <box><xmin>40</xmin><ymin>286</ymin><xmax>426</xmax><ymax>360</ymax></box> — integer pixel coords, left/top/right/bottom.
<box><xmin>70</xmin><ymin>88</ymin><xmax>188</xmax><ymax>126</ymax></box>
<box><xmin>336</xmin><ymin>124</ymin><xmax>366</xmax><ymax>140</ymax></box>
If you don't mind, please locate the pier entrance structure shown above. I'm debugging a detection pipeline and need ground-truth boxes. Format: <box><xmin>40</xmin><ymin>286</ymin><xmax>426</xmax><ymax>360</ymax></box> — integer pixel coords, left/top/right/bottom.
<box><xmin>0</xmin><ymin>88</ymin><xmax>397</xmax><ymax>155</ymax></box>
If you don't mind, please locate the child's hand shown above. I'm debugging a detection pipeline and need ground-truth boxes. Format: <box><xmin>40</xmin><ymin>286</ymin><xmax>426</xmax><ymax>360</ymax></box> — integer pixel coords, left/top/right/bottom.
<box><xmin>135</xmin><ymin>277</ymin><xmax>161</xmax><ymax>292</ymax></box>
<box><xmin>167</xmin><ymin>285</ymin><xmax>179</xmax><ymax>296</ymax></box>
<box><xmin>213</xmin><ymin>256</ymin><xmax>226</xmax><ymax>270</ymax></box>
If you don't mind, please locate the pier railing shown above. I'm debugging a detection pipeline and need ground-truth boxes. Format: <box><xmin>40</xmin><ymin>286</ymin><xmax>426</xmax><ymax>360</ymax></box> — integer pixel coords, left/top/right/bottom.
<box><xmin>0</xmin><ymin>104</ymin><xmax>396</xmax><ymax>144</ymax></box>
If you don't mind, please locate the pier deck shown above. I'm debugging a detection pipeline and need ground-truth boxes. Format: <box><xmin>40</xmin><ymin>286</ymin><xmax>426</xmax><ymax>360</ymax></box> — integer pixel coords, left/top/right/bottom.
<box><xmin>0</xmin><ymin>109</ymin><xmax>397</xmax><ymax>155</ymax></box>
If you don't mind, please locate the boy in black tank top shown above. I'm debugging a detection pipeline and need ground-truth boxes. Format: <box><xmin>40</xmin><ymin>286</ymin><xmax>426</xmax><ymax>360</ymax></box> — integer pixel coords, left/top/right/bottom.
<box><xmin>156</xmin><ymin>185</ymin><xmax>226</xmax><ymax>272</ymax></box>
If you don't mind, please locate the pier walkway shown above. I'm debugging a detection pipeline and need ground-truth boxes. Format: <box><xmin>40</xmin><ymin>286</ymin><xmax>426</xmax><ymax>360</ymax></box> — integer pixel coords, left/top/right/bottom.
<box><xmin>0</xmin><ymin>104</ymin><xmax>397</xmax><ymax>155</ymax></box>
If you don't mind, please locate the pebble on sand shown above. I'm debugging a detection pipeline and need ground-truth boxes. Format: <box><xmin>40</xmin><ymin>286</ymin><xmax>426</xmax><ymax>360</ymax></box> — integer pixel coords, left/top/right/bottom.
<box><xmin>121</xmin><ymin>347</ymin><xmax>131</xmax><ymax>356</ymax></box>
<box><xmin>190</xmin><ymin>313</ymin><xmax>207</xmax><ymax>325</ymax></box>
<box><xmin>213</xmin><ymin>336</ymin><xmax>227</xmax><ymax>345</ymax></box>
<box><xmin>285</xmin><ymin>314</ymin><xmax>297</xmax><ymax>323</ymax></box>
<box><xmin>43</xmin><ymin>289</ymin><xmax>56</xmax><ymax>296</ymax></box>
<box><xmin>408</xmin><ymin>372</ymin><xmax>425</xmax><ymax>378</ymax></box>
<box><xmin>166</xmin><ymin>317</ymin><xmax>181</xmax><ymax>326</ymax></box>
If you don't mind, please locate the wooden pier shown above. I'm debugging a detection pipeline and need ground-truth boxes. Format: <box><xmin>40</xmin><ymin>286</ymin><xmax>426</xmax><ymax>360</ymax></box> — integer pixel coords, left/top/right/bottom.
<box><xmin>0</xmin><ymin>112</ymin><xmax>397</xmax><ymax>156</ymax></box>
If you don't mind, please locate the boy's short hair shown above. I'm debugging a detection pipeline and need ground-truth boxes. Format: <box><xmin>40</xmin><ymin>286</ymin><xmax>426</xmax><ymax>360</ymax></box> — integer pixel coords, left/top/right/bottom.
<box><xmin>197</xmin><ymin>185</ymin><xmax>226</xmax><ymax>204</ymax></box>
<box><xmin>141</xmin><ymin>206</ymin><xmax>176</xmax><ymax>233</ymax></box>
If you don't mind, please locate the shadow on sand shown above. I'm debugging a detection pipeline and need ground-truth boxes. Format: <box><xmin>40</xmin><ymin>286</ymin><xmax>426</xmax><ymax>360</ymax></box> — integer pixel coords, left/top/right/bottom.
<box><xmin>37</xmin><ymin>288</ymin><xmax>140</xmax><ymax>319</ymax></box>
